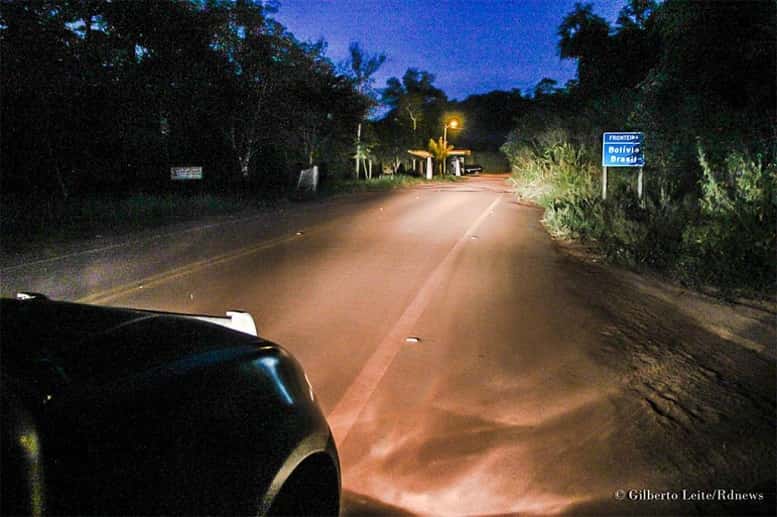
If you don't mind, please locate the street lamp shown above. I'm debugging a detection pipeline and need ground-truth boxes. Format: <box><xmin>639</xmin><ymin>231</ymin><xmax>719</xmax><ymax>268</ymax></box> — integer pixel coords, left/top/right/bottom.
<box><xmin>443</xmin><ymin>118</ymin><xmax>461</xmax><ymax>175</ymax></box>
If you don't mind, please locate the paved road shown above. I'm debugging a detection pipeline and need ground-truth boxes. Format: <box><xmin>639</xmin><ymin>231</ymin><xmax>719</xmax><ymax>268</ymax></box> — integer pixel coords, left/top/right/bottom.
<box><xmin>2</xmin><ymin>175</ymin><xmax>774</xmax><ymax>515</ymax></box>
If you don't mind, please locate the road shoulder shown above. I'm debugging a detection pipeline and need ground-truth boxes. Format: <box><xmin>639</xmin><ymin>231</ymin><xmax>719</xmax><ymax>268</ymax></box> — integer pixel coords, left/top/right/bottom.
<box><xmin>553</xmin><ymin>238</ymin><xmax>776</xmax><ymax>360</ymax></box>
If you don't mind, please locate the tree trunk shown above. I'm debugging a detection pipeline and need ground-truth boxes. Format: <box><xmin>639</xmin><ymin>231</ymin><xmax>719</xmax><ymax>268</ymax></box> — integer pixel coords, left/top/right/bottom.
<box><xmin>47</xmin><ymin>139</ymin><xmax>68</xmax><ymax>200</ymax></box>
<box><xmin>55</xmin><ymin>164</ymin><xmax>68</xmax><ymax>200</ymax></box>
<box><xmin>355</xmin><ymin>123</ymin><xmax>362</xmax><ymax>179</ymax></box>
<box><xmin>240</xmin><ymin>149</ymin><xmax>252</xmax><ymax>178</ymax></box>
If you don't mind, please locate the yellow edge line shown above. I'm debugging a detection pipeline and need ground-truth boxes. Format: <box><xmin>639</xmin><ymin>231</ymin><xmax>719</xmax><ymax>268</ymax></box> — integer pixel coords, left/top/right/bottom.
<box><xmin>77</xmin><ymin>233</ymin><xmax>298</xmax><ymax>305</ymax></box>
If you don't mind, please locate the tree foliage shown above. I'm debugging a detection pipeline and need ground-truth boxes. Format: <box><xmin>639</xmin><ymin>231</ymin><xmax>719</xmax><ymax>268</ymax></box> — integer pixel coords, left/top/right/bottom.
<box><xmin>380</xmin><ymin>69</ymin><xmax>447</xmax><ymax>148</ymax></box>
<box><xmin>503</xmin><ymin>0</ymin><xmax>776</xmax><ymax>293</ymax></box>
<box><xmin>447</xmin><ymin>89</ymin><xmax>526</xmax><ymax>151</ymax></box>
<box><xmin>0</xmin><ymin>0</ymin><xmax>372</xmax><ymax>198</ymax></box>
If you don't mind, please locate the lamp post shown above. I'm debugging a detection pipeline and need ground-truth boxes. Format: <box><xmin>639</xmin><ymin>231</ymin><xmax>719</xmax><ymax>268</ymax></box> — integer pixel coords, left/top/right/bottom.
<box><xmin>442</xmin><ymin>118</ymin><xmax>460</xmax><ymax>175</ymax></box>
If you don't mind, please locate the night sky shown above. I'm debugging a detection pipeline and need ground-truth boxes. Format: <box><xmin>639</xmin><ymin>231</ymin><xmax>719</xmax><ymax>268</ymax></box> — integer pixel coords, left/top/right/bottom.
<box><xmin>273</xmin><ymin>0</ymin><xmax>625</xmax><ymax>101</ymax></box>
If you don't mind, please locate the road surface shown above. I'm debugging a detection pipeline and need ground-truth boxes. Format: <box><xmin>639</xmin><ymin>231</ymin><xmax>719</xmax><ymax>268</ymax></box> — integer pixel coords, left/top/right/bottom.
<box><xmin>2</xmin><ymin>175</ymin><xmax>774</xmax><ymax>515</ymax></box>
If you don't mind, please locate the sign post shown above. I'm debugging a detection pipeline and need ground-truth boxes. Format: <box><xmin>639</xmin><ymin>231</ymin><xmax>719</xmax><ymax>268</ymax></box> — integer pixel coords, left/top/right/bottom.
<box><xmin>602</xmin><ymin>166</ymin><xmax>608</xmax><ymax>200</ymax></box>
<box><xmin>601</xmin><ymin>132</ymin><xmax>645</xmax><ymax>201</ymax></box>
<box><xmin>637</xmin><ymin>166</ymin><xmax>643</xmax><ymax>200</ymax></box>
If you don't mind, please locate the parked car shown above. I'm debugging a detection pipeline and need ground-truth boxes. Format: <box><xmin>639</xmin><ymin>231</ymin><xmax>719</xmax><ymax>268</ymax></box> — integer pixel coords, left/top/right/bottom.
<box><xmin>1</xmin><ymin>294</ymin><xmax>339</xmax><ymax>516</ymax></box>
<box><xmin>461</xmin><ymin>163</ymin><xmax>483</xmax><ymax>175</ymax></box>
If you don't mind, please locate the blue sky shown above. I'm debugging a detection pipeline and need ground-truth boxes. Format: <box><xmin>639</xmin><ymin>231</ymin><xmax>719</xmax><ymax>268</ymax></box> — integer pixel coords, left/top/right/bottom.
<box><xmin>273</xmin><ymin>0</ymin><xmax>625</xmax><ymax>100</ymax></box>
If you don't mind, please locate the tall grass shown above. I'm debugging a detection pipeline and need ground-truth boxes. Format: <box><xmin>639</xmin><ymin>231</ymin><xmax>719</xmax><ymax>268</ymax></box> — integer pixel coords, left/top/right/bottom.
<box><xmin>678</xmin><ymin>148</ymin><xmax>776</xmax><ymax>289</ymax></box>
<box><xmin>1</xmin><ymin>193</ymin><xmax>253</xmax><ymax>246</ymax></box>
<box><xmin>1</xmin><ymin>175</ymin><xmax>464</xmax><ymax>247</ymax></box>
<box><xmin>324</xmin><ymin>174</ymin><xmax>461</xmax><ymax>195</ymax></box>
<box><xmin>503</xmin><ymin>130</ymin><xmax>776</xmax><ymax>296</ymax></box>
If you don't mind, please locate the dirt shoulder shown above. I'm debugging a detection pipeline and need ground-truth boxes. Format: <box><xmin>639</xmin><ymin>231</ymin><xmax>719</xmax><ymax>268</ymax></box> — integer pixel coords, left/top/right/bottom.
<box><xmin>551</xmin><ymin>238</ymin><xmax>775</xmax><ymax>515</ymax></box>
<box><xmin>555</xmin><ymin>238</ymin><xmax>776</xmax><ymax>361</ymax></box>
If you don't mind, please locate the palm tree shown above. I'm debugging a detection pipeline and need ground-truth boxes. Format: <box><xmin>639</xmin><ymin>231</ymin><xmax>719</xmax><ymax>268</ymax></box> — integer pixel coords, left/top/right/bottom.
<box><xmin>428</xmin><ymin>137</ymin><xmax>453</xmax><ymax>177</ymax></box>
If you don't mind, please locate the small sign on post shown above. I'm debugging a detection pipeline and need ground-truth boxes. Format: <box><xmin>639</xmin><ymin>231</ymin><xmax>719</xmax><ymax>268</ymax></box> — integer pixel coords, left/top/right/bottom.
<box><xmin>171</xmin><ymin>166</ymin><xmax>203</xmax><ymax>181</ymax></box>
<box><xmin>601</xmin><ymin>132</ymin><xmax>645</xmax><ymax>201</ymax></box>
<box><xmin>297</xmin><ymin>166</ymin><xmax>319</xmax><ymax>192</ymax></box>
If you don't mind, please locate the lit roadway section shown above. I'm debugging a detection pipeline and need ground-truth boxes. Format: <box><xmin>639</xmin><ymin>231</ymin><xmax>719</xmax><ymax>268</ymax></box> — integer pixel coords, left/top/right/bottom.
<box><xmin>1</xmin><ymin>175</ymin><xmax>774</xmax><ymax>515</ymax></box>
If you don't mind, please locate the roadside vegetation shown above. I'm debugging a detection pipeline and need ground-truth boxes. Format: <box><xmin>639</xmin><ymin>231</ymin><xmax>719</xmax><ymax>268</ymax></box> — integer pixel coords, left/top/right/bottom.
<box><xmin>0</xmin><ymin>192</ymin><xmax>266</xmax><ymax>245</ymax></box>
<box><xmin>502</xmin><ymin>0</ymin><xmax>776</xmax><ymax>297</ymax></box>
<box><xmin>1</xmin><ymin>175</ymin><xmax>465</xmax><ymax>247</ymax></box>
<box><xmin>1</xmin><ymin>1</ymin><xmax>374</xmax><ymax>201</ymax></box>
<box><xmin>323</xmin><ymin>175</ymin><xmax>461</xmax><ymax>195</ymax></box>
<box><xmin>3</xmin><ymin>0</ymin><xmax>773</xmax><ymax>298</ymax></box>
<box><xmin>1</xmin><ymin>1</ymin><xmax>504</xmax><ymax>247</ymax></box>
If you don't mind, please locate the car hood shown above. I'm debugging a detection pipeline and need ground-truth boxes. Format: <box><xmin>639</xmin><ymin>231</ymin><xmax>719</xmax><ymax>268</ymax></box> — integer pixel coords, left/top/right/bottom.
<box><xmin>0</xmin><ymin>298</ymin><xmax>266</xmax><ymax>388</ymax></box>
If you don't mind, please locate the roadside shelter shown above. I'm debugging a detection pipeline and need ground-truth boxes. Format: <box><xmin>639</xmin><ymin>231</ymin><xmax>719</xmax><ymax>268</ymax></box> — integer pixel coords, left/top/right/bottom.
<box><xmin>408</xmin><ymin>149</ymin><xmax>472</xmax><ymax>179</ymax></box>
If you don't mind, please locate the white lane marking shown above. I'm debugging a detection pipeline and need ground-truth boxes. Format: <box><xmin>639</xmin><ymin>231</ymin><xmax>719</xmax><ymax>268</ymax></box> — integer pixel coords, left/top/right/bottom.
<box><xmin>327</xmin><ymin>195</ymin><xmax>501</xmax><ymax>446</ymax></box>
<box><xmin>1</xmin><ymin>212</ymin><xmax>270</xmax><ymax>272</ymax></box>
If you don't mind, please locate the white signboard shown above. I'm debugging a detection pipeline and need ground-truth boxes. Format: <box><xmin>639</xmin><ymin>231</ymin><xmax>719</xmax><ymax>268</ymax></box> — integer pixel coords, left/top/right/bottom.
<box><xmin>297</xmin><ymin>166</ymin><xmax>319</xmax><ymax>192</ymax></box>
<box><xmin>171</xmin><ymin>166</ymin><xmax>203</xmax><ymax>180</ymax></box>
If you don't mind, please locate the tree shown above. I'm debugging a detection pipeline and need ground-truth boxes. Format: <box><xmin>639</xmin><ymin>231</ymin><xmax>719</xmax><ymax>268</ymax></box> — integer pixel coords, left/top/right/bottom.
<box><xmin>282</xmin><ymin>40</ymin><xmax>367</xmax><ymax>169</ymax></box>
<box><xmin>343</xmin><ymin>41</ymin><xmax>385</xmax><ymax>179</ymax></box>
<box><xmin>382</xmin><ymin>68</ymin><xmax>447</xmax><ymax>148</ymax></box>
<box><xmin>428</xmin><ymin>137</ymin><xmax>453</xmax><ymax>176</ymax></box>
<box><xmin>558</xmin><ymin>2</ymin><xmax>611</xmax><ymax>94</ymax></box>
<box><xmin>1</xmin><ymin>0</ymin><xmax>375</xmax><ymax>200</ymax></box>
<box><xmin>446</xmin><ymin>89</ymin><xmax>526</xmax><ymax>151</ymax></box>
<box><xmin>344</xmin><ymin>41</ymin><xmax>385</xmax><ymax>104</ymax></box>
<box><xmin>206</xmin><ymin>2</ymin><xmax>289</xmax><ymax>181</ymax></box>
<box><xmin>616</xmin><ymin>0</ymin><xmax>657</xmax><ymax>30</ymax></box>
<box><xmin>628</xmin><ymin>0</ymin><xmax>776</xmax><ymax>197</ymax></box>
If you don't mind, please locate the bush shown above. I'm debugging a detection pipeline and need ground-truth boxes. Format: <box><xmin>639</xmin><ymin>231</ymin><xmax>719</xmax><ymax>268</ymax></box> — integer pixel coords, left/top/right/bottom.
<box><xmin>0</xmin><ymin>192</ymin><xmax>252</xmax><ymax>247</ymax></box>
<box><xmin>505</xmin><ymin>129</ymin><xmax>776</xmax><ymax>296</ymax></box>
<box><xmin>323</xmin><ymin>174</ymin><xmax>460</xmax><ymax>195</ymax></box>
<box><xmin>677</xmin><ymin>147</ymin><xmax>776</xmax><ymax>291</ymax></box>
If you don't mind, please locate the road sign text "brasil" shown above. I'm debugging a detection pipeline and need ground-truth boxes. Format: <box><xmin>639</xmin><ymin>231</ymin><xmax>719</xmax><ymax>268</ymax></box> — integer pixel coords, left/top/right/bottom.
<box><xmin>602</xmin><ymin>132</ymin><xmax>645</xmax><ymax>167</ymax></box>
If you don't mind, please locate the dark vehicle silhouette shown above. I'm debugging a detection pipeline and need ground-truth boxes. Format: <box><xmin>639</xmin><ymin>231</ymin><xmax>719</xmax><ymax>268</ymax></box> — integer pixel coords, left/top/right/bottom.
<box><xmin>1</xmin><ymin>294</ymin><xmax>339</xmax><ymax>516</ymax></box>
<box><xmin>461</xmin><ymin>163</ymin><xmax>483</xmax><ymax>175</ymax></box>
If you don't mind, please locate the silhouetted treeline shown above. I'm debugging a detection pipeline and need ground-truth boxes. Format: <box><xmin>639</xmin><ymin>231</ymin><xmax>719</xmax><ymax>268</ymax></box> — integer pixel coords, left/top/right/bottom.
<box><xmin>507</xmin><ymin>0</ymin><xmax>775</xmax><ymax>198</ymax></box>
<box><xmin>369</xmin><ymin>69</ymin><xmax>526</xmax><ymax>171</ymax></box>
<box><xmin>1</xmin><ymin>0</ymin><xmax>369</xmax><ymax>199</ymax></box>
<box><xmin>502</xmin><ymin>0</ymin><xmax>776</xmax><ymax>293</ymax></box>
<box><xmin>448</xmin><ymin>90</ymin><xmax>526</xmax><ymax>151</ymax></box>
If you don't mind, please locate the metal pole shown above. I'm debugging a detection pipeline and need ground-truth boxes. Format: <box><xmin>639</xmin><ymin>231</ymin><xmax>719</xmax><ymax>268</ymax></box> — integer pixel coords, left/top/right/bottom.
<box><xmin>443</xmin><ymin>124</ymin><xmax>448</xmax><ymax>175</ymax></box>
<box><xmin>602</xmin><ymin>166</ymin><xmax>608</xmax><ymax>200</ymax></box>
